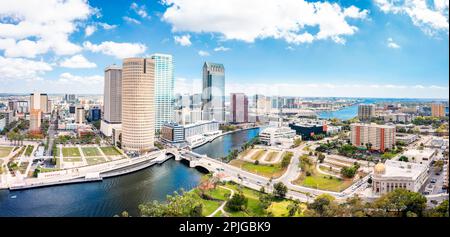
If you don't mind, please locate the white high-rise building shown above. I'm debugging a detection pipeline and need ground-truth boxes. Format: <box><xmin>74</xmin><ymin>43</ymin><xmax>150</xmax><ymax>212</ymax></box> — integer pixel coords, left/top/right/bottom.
<box><xmin>202</xmin><ymin>62</ymin><xmax>225</xmax><ymax>122</ymax></box>
<box><xmin>151</xmin><ymin>53</ymin><xmax>174</xmax><ymax>132</ymax></box>
<box><xmin>122</xmin><ymin>58</ymin><xmax>155</xmax><ymax>153</ymax></box>
<box><xmin>101</xmin><ymin>65</ymin><xmax>122</xmax><ymax>136</ymax></box>
<box><xmin>350</xmin><ymin>123</ymin><xmax>396</xmax><ymax>152</ymax></box>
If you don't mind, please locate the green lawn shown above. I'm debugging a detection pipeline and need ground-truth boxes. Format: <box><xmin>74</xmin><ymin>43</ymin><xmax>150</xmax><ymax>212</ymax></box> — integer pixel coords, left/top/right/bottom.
<box><xmin>100</xmin><ymin>146</ymin><xmax>122</xmax><ymax>156</ymax></box>
<box><xmin>295</xmin><ymin>173</ymin><xmax>353</xmax><ymax>192</ymax></box>
<box><xmin>63</xmin><ymin>157</ymin><xmax>83</xmax><ymax>162</ymax></box>
<box><xmin>85</xmin><ymin>156</ymin><xmax>107</xmax><ymax>165</ymax></box>
<box><xmin>24</xmin><ymin>145</ymin><xmax>34</xmax><ymax>157</ymax></box>
<box><xmin>81</xmin><ymin>147</ymin><xmax>102</xmax><ymax>157</ymax></box>
<box><xmin>267</xmin><ymin>200</ymin><xmax>305</xmax><ymax>217</ymax></box>
<box><xmin>19</xmin><ymin>162</ymin><xmax>29</xmax><ymax>174</ymax></box>
<box><xmin>61</xmin><ymin>147</ymin><xmax>81</xmax><ymax>157</ymax></box>
<box><xmin>0</xmin><ymin>146</ymin><xmax>14</xmax><ymax>158</ymax></box>
<box><xmin>229</xmin><ymin>159</ymin><xmax>286</xmax><ymax>178</ymax></box>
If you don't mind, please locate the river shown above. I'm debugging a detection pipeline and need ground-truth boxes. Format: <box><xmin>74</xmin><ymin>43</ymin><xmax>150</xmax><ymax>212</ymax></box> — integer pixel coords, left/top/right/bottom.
<box><xmin>0</xmin><ymin>128</ymin><xmax>260</xmax><ymax>217</ymax></box>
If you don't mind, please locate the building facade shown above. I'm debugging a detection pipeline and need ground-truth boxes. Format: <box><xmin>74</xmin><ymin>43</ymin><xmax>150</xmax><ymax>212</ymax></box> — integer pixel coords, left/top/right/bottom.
<box><xmin>259</xmin><ymin>126</ymin><xmax>297</xmax><ymax>146</ymax></box>
<box><xmin>29</xmin><ymin>109</ymin><xmax>42</xmax><ymax>133</ymax></box>
<box><xmin>151</xmin><ymin>53</ymin><xmax>174</xmax><ymax>132</ymax></box>
<box><xmin>230</xmin><ymin>93</ymin><xmax>248</xmax><ymax>123</ymax></box>
<box><xmin>372</xmin><ymin>160</ymin><xmax>428</xmax><ymax>195</ymax></box>
<box><xmin>202</xmin><ymin>62</ymin><xmax>225</xmax><ymax>122</ymax></box>
<box><xmin>101</xmin><ymin>65</ymin><xmax>122</xmax><ymax>136</ymax></box>
<box><xmin>161</xmin><ymin>122</ymin><xmax>185</xmax><ymax>143</ymax></box>
<box><xmin>103</xmin><ymin>65</ymin><xmax>122</xmax><ymax>123</ymax></box>
<box><xmin>431</xmin><ymin>103</ymin><xmax>445</xmax><ymax>117</ymax></box>
<box><xmin>350</xmin><ymin>123</ymin><xmax>396</xmax><ymax>152</ymax></box>
<box><xmin>30</xmin><ymin>93</ymin><xmax>49</xmax><ymax>114</ymax></box>
<box><xmin>358</xmin><ymin>104</ymin><xmax>375</xmax><ymax>121</ymax></box>
<box><xmin>75</xmin><ymin>107</ymin><xmax>85</xmax><ymax>124</ymax></box>
<box><xmin>121</xmin><ymin>58</ymin><xmax>155</xmax><ymax>153</ymax></box>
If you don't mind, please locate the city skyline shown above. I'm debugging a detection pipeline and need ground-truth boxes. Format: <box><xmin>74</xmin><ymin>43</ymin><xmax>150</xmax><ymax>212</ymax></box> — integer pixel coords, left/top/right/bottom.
<box><xmin>0</xmin><ymin>0</ymin><xmax>449</xmax><ymax>99</ymax></box>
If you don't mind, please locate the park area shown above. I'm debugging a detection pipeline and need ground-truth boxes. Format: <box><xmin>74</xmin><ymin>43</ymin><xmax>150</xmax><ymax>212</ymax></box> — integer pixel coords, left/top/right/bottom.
<box><xmin>294</xmin><ymin>154</ymin><xmax>353</xmax><ymax>192</ymax></box>
<box><xmin>58</xmin><ymin>147</ymin><xmax>81</xmax><ymax>157</ymax></box>
<box><xmin>81</xmin><ymin>147</ymin><xmax>102</xmax><ymax>157</ymax></box>
<box><xmin>0</xmin><ymin>146</ymin><xmax>14</xmax><ymax>158</ymax></box>
<box><xmin>229</xmin><ymin>159</ymin><xmax>286</xmax><ymax>178</ymax></box>
<box><xmin>100</xmin><ymin>146</ymin><xmax>122</xmax><ymax>156</ymax></box>
<box><xmin>85</xmin><ymin>156</ymin><xmax>107</xmax><ymax>165</ymax></box>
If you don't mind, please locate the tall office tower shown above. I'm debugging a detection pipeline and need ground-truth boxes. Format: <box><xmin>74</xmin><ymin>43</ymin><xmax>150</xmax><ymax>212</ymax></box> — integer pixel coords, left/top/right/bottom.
<box><xmin>29</xmin><ymin>109</ymin><xmax>42</xmax><ymax>133</ymax></box>
<box><xmin>358</xmin><ymin>104</ymin><xmax>375</xmax><ymax>121</ymax></box>
<box><xmin>230</xmin><ymin>93</ymin><xmax>248</xmax><ymax>123</ymax></box>
<box><xmin>431</xmin><ymin>103</ymin><xmax>445</xmax><ymax>117</ymax></box>
<box><xmin>75</xmin><ymin>107</ymin><xmax>85</xmax><ymax>124</ymax></box>
<box><xmin>101</xmin><ymin>65</ymin><xmax>123</xmax><ymax>136</ymax></box>
<box><xmin>191</xmin><ymin>93</ymin><xmax>202</xmax><ymax>109</ymax></box>
<box><xmin>64</xmin><ymin>94</ymin><xmax>76</xmax><ymax>103</ymax></box>
<box><xmin>350</xmin><ymin>123</ymin><xmax>396</xmax><ymax>152</ymax></box>
<box><xmin>202</xmin><ymin>62</ymin><xmax>225</xmax><ymax>122</ymax></box>
<box><xmin>30</xmin><ymin>93</ymin><xmax>49</xmax><ymax>113</ymax></box>
<box><xmin>151</xmin><ymin>54</ymin><xmax>174</xmax><ymax>132</ymax></box>
<box><xmin>122</xmin><ymin>58</ymin><xmax>155</xmax><ymax>153</ymax></box>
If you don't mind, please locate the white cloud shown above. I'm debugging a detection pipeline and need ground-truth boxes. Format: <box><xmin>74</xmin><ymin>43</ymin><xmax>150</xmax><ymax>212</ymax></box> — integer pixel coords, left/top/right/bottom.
<box><xmin>83</xmin><ymin>41</ymin><xmax>147</xmax><ymax>59</ymax></box>
<box><xmin>161</xmin><ymin>0</ymin><xmax>368</xmax><ymax>44</ymax></box>
<box><xmin>98</xmin><ymin>22</ymin><xmax>117</xmax><ymax>30</ymax></box>
<box><xmin>59</xmin><ymin>54</ymin><xmax>97</xmax><ymax>68</ymax></box>
<box><xmin>374</xmin><ymin>0</ymin><xmax>449</xmax><ymax>35</ymax></box>
<box><xmin>387</xmin><ymin>37</ymin><xmax>401</xmax><ymax>48</ymax></box>
<box><xmin>85</xmin><ymin>25</ymin><xmax>96</xmax><ymax>37</ymax></box>
<box><xmin>214</xmin><ymin>46</ymin><xmax>230</xmax><ymax>52</ymax></box>
<box><xmin>57</xmin><ymin>72</ymin><xmax>102</xmax><ymax>85</ymax></box>
<box><xmin>130</xmin><ymin>2</ymin><xmax>150</xmax><ymax>19</ymax></box>
<box><xmin>0</xmin><ymin>56</ymin><xmax>52</xmax><ymax>81</ymax></box>
<box><xmin>123</xmin><ymin>16</ymin><xmax>141</xmax><ymax>24</ymax></box>
<box><xmin>174</xmin><ymin>34</ymin><xmax>192</xmax><ymax>46</ymax></box>
<box><xmin>0</xmin><ymin>0</ymin><xmax>95</xmax><ymax>58</ymax></box>
<box><xmin>198</xmin><ymin>50</ymin><xmax>210</xmax><ymax>56</ymax></box>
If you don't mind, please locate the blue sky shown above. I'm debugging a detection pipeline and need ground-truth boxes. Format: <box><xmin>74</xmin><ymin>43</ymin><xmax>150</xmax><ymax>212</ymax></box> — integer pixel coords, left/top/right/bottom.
<box><xmin>0</xmin><ymin>0</ymin><xmax>449</xmax><ymax>98</ymax></box>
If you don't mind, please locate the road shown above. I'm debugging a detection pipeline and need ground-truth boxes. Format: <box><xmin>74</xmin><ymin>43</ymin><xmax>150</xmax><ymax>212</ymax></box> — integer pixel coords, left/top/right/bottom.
<box><xmin>45</xmin><ymin>113</ymin><xmax>57</xmax><ymax>156</ymax></box>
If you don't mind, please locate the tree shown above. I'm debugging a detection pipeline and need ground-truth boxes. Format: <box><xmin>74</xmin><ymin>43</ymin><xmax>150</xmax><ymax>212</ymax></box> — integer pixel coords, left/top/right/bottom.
<box><xmin>398</xmin><ymin>156</ymin><xmax>409</xmax><ymax>162</ymax></box>
<box><xmin>372</xmin><ymin>189</ymin><xmax>427</xmax><ymax>217</ymax></box>
<box><xmin>139</xmin><ymin>190</ymin><xmax>203</xmax><ymax>217</ymax></box>
<box><xmin>281</xmin><ymin>152</ymin><xmax>293</xmax><ymax>168</ymax></box>
<box><xmin>226</xmin><ymin>192</ymin><xmax>248</xmax><ymax>212</ymax></box>
<box><xmin>340</xmin><ymin>164</ymin><xmax>359</xmax><ymax>178</ymax></box>
<box><xmin>434</xmin><ymin>160</ymin><xmax>444</xmax><ymax>172</ymax></box>
<box><xmin>287</xmin><ymin>201</ymin><xmax>300</xmax><ymax>216</ymax></box>
<box><xmin>317</xmin><ymin>153</ymin><xmax>325</xmax><ymax>163</ymax></box>
<box><xmin>258</xmin><ymin>193</ymin><xmax>272</xmax><ymax>211</ymax></box>
<box><xmin>426</xmin><ymin>200</ymin><xmax>449</xmax><ymax>217</ymax></box>
<box><xmin>272</xmin><ymin>182</ymin><xmax>287</xmax><ymax>198</ymax></box>
<box><xmin>306</xmin><ymin>194</ymin><xmax>339</xmax><ymax>217</ymax></box>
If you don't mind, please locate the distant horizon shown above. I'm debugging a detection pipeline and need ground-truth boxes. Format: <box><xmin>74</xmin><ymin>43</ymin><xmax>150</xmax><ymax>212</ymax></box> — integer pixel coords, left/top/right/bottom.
<box><xmin>0</xmin><ymin>0</ymin><xmax>448</xmax><ymax>98</ymax></box>
<box><xmin>0</xmin><ymin>93</ymin><xmax>448</xmax><ymax>101</ymax></box>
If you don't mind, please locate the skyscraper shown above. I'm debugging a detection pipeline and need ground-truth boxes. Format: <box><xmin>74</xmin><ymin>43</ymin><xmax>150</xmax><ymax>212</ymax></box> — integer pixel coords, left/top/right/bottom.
<box><xmin>230</xmin><ymin>93</ymin><xmax>248</xmax><ymax>123</ymax></box>
<box><xmin>101</xmin><ymin>65</ymin><xmax>123</xmax><ymax>137</ymax></box>
<box><xmin>151</xmin><ymin>53</ymin><xmax>174</xmax><ymax>132</ymax></box>
<box><xmin>30</xmin><ymin>93</ymin><xmax>49</xmax><ymax>113</ymax></box>
<box><xmin>358</xmin><ymin>104</ymin><xmax>375</xmax><ymax>121</ymax></box>
<box><xmin>29</xmin><ymin>109</ymin><xmax>42</xmax><ymax>133</ymax></box>
<box><xmin>202</xmin><ymin>62</ymin><xmax>225</xmax><ymax>122</ymax></box>
<box><xmin>121</xmin><ymin>58</ymin><xmax>155</xmax><ymax>153</ymax></box>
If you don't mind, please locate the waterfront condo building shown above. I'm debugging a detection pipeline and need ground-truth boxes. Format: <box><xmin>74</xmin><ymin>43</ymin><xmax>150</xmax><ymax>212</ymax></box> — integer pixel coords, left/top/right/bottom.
<box><xmin>202</xmin><ymin>62</ymin><xmax>225</xmax><ymax>122</ymax></box>
<box><xmin>431</xmin><ymin>103</ymin><xmax>445</xmax><ymax>117</ymax></box>
<box><xmin>350</xmin><ymin>123</ymin><xmax>396</xmax><ymax>152</ymax></box>
<box><xmin>151</xmin><ymin>53</ymin><xmax>174</xmax><ymax>132</ymax></box>
<box><xmin>101</xmin><ymin>65</ymin><xmax>122</xmax><ymax>136</ymax></box>
<box><xmin>230</xmin><ymin>93</ymin><xmax>248</xmax><ymax>123</ymax></box>
<box><xmin>121</xmin><ymin>58</ymin><xmax>155</xmax><ymax>153</ymax></box>
<box><xmin>358</xmin><ymin>104</ymin><xmax>375</xmax><ymax>121</ymax></box>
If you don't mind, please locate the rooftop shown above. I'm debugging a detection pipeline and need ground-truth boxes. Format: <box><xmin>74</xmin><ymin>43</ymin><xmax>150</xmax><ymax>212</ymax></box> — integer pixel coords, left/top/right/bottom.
<box><xmin>378</xmin><ymin>160</ymin><xmax>427</xmax><ymax>180</ymax></box>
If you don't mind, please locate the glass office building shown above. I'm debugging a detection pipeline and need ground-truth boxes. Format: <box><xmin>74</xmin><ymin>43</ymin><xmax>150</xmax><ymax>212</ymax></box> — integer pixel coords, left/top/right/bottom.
<box><xmin>202</xmin><ymin>62</ymin><xmax>225</xmax><ymax>122</ymax></box>
<box><xmin>151</xmin><ymin>53</ymin><xmax>175</xmax><ymax>132</ymax></box>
